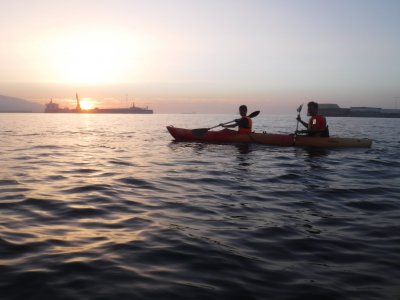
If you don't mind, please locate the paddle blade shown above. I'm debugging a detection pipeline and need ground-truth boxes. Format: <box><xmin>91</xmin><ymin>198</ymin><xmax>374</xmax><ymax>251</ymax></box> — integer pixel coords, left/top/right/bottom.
<box><xmin>297</xmin><ymin>104</ymin><xmax>303</xmax><ymax>113</ymax></box>
<box><xmin>191</xmin><ymin>128</ymin><xmax>210</xmax><ymax>136</ymax></box>
<box><xmin>248</xmin><ymin>110</ymin><xmax>260</xmax><ymax>118</ymax></box>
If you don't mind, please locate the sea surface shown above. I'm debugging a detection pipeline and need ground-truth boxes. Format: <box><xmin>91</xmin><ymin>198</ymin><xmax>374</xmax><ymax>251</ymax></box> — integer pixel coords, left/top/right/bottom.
<box><xmin>0</xmin><ymin>113</ymin><xmax>399</xmax><ymax>300</ymax></box>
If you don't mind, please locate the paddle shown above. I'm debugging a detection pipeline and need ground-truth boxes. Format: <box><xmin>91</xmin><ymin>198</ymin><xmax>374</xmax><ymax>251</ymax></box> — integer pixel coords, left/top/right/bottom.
<box><xmin>192</xmin><ymin>110</ymin><xmax>260</xmax><ymax>136</ymax></box>
<box><xmin>293</xmin><ymin>104</ymin><xmax>307</xmax><ymax>144</ymax></box>
<box><xmin>295</xmin><ymin>104</ymin><xmax>303</xmax><ymax>134</ymax></box>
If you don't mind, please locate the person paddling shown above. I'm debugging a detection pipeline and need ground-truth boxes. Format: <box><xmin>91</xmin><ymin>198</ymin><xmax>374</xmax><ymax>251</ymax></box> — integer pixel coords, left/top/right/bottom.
<box><xmin>220</xmin><ymin>105</ymin><xmax>253</xmax><ymax>134</ymax></box>
<box><xmin>296</xmin><ymin>101</ymin><xmax>329</xmax><ymax>137</ymax></box>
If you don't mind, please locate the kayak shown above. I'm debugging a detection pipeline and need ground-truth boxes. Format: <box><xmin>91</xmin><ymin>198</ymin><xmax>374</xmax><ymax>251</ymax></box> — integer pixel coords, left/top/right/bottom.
<box><xmin>167</xmin><ymin>126</ymin><xmax>372</xmax><ymax>148</ymax></box>
<box><xmin>166</xmin><ymin>126</ymin><xmax>372</xmax><ymax>148</ymax></box>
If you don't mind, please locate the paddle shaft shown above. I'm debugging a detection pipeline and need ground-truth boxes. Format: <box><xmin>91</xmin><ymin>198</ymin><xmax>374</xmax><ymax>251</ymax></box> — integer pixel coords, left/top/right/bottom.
<box><xmin>295</xmin><ymin>105</ymin><xmax>303</xmax><ymax>133</ymax></box>
<box><xmin>208</xmin><ymin>120</ymin><xmax>236</xmax><ymax>130</ymax></box>
<box><xmin>294</xmin><ymin>104</ymin><xmax>303</xmax><ymax>145</ymax></box>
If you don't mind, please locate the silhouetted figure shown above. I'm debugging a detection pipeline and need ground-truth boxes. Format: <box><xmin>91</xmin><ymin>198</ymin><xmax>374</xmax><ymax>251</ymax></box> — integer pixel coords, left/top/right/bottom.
<box><xmin>221</xmin><ymin>105</ymin><xmax>253</xmax><ymax>134</ymax></box>
<box><xmin>296</xmin><ymin>101</ymin><xmax>329</xmax><ymax>137</ymax></box>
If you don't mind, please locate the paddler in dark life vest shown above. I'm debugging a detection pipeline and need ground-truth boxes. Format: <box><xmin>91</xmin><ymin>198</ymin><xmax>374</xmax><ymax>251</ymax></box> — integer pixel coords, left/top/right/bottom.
<box><xmin>220</xmin><ymin>105</ymin><xmax>252</xmax><ymax>134</ymax></box>
<box><xmin>296</xmin><ymin>101</ymin><xmax>329</xmax><ymax>137</ymax></box>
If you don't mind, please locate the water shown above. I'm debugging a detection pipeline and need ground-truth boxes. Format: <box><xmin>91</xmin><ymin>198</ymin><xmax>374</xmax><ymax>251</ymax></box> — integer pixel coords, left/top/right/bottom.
<box><xmin>1</xmin><ymin>113</ymin><xmax>399</xmax><ymax>300</ymax></box>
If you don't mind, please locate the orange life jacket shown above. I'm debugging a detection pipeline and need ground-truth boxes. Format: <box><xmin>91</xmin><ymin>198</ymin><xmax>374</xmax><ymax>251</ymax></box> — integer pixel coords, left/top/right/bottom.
<box><xmin>308</xmin><ymin>114</ymin><xmax>326</xmax><ymax>131</ymax></box>
<box><xmin>308</xmin><ymin>114</ymin><xmax>329</xmax><ymax>137</ymax></box>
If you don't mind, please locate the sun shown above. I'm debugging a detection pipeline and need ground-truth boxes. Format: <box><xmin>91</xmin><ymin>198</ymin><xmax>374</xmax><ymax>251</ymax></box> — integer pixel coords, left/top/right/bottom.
<box><xmin>80</xmin><ymin>99</ymin><xmax>94</xmax><ymax>110</ymax></box>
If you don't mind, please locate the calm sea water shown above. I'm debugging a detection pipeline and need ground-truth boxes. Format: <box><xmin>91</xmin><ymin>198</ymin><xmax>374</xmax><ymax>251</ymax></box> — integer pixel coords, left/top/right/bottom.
<box><xmin>1</xmin><ymin>113</ymin><xmax>399</xmax><ymax>300</ymax></box>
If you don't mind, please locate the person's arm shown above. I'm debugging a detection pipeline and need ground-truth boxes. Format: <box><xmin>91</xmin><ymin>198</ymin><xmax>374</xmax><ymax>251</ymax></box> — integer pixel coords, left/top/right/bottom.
<box><xmin>295</xmin><ymin>117</ymin><xmax>315</xmax><ymax>135</ymax></box>
<box><xmin>308</xmin><ymin>116</ymin><xmax>329</xmax><ymax>136</ymax></box>
<box><xmin>296</xmin><ymin>115</ymin><xmax>308</xmax><ymax>128</ymax></box>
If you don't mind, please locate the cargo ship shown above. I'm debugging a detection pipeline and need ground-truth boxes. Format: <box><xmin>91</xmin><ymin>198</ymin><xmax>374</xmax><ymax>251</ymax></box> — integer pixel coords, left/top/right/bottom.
<box><xmin>45</xmin><ymin>94</ymin><xmax>153</xmax><ymax>114</ymax></box>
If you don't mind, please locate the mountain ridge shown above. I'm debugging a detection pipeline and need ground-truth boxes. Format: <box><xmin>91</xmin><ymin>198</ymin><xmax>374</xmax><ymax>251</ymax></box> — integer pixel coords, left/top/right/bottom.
<box><xmin>0</xmin><ymin>95</ymin><xmax>43</xmax><ymax>112</ymax></box>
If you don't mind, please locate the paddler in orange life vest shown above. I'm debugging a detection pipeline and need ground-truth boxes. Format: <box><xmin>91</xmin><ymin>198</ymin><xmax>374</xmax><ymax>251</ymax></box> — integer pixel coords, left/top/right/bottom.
<box><xmin>296</xmin><ymin>101</ymin><xmax>330</xmax><ymax>137</ymax></box>
<box><xmin>220</xmin><ymin>105</ymin><xmax>252</xmax><ymax>134</ymax></box>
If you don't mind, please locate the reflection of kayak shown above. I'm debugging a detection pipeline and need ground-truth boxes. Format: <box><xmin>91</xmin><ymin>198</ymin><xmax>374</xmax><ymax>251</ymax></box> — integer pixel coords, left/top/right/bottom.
<box><xmin>166</xmin><ymin>126</ymin><xmax>372</xmax><ymax>148</ymax></box>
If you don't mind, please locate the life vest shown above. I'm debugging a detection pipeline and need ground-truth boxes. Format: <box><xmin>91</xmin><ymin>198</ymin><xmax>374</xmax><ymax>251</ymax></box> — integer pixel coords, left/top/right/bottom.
<box><xmin>238</xmin><ymin>116</ymin><xmax>252</xmax><ymax>134</ymax></box>
<box><xmin>308</xmin><ymin>114</ymin><xmax>329</xmax><ymax>137</ymax></box>
<box><xmin>308</xmin><ymin>115</ymin><xmax>325</xmax><ymax>130</ymax></box>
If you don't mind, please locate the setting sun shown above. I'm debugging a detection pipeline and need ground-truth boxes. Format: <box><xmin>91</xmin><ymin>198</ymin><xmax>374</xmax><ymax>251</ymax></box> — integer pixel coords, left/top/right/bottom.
<box><xmin>80</xmin><ymin>99</ymin><xmax>94</xmax><ymax>110</ymax></box>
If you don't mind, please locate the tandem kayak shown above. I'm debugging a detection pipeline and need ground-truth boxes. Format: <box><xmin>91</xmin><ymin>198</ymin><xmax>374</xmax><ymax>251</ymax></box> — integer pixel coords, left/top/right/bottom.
<box><xmin>166</xmin><ymin>126</ymin><xmax>372</xmax><ymax>148</ymax></box>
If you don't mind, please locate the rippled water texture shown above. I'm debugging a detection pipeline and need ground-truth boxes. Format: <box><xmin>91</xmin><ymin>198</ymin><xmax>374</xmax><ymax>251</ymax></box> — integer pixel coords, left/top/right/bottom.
<box><xmin>1</xmin><ymin>113</ymin><xmax>399</xmax><ymax>299</ymax></box>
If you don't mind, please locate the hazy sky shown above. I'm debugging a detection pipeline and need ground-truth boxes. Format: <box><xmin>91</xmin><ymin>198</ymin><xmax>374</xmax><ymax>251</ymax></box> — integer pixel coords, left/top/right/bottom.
<box><xmin>1</xmin><ymin>0</ymin><xmax>399</xmax><ymax>113</ymax></box>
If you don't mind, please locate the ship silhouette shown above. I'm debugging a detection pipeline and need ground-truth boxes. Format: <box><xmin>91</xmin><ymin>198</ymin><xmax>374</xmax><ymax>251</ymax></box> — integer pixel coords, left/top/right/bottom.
<box><xmin>45</xmin><ymin>94</ymin><xmax>153</xmax><ymax>114</ymax></box>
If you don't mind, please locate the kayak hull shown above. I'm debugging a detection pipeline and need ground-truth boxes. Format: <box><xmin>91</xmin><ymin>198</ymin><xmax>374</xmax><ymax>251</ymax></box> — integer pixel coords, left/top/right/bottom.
<box><xmin>167</xmin><ymin>126</ymin><xmax>254</xmax><ymax>143</ymax></box>
<box><xmin>166</xmin><ymin>126</ymin><xmax>372</xmax><ymax>148</ymax></box>
<box><xmin>250</xmin><ymin>132</ymin><xmax>372</xmax><ymax>148</ymax></box>
<box><xmin>293</xmin><ymin>135</ymin><xmax>372</xmax><ymax>148</ymax></box>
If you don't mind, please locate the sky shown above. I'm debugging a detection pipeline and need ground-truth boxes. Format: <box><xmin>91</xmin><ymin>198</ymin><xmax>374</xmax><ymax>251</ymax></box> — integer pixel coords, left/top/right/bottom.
<box><xmin>0</xmin><ymin>0</ymin><xmax>399</xmax><ymax>113</ymax></box>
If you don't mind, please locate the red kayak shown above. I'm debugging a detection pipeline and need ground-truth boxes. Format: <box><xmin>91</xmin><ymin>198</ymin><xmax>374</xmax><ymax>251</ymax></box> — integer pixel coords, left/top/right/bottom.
<box><xmin>166</xmin><ymin>126</ymin><xmax>372</xmax><ymax>148</ymax></box>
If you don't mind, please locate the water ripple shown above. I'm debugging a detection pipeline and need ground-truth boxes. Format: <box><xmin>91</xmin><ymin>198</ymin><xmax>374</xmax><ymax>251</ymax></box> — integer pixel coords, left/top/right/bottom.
<box><xmin>0</xmin><ymin>114</ymin><xmax>399</xmax><ymax>300</ymax></box>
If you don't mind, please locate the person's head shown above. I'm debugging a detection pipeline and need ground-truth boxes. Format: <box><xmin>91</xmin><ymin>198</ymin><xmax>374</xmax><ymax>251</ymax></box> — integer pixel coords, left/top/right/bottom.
<box><xmin>307</xmin><ymin>101</ymin><xmax>319</xmax><ymax>116</ymax></box>
<box><xmin>239</xmin><ymin>105</ymin><xmax>247</xmax><ymax>117</ymax></box>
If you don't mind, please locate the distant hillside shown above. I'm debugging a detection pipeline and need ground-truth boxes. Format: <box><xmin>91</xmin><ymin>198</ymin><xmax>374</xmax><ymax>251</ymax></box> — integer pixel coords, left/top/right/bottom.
<box><xmin>0</xmin><ymin>95</ymin><xmax>43</xmax><ymax>112</ymax></box>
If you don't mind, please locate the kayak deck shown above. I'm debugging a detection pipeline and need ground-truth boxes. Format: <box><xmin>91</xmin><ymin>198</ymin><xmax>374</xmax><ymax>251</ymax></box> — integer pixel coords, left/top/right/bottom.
<box><xmin>167</xmin><ymin>126</ymin><xmax>372</xmax><ymax>148</ymax></box>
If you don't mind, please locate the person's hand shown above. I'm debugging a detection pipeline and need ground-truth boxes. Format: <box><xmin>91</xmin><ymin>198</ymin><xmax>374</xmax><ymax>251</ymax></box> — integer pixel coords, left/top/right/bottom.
<box><xmin>295</xmin><ymin>130</ymin><xmax>307</xmax><ymax>134</ymax></box>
